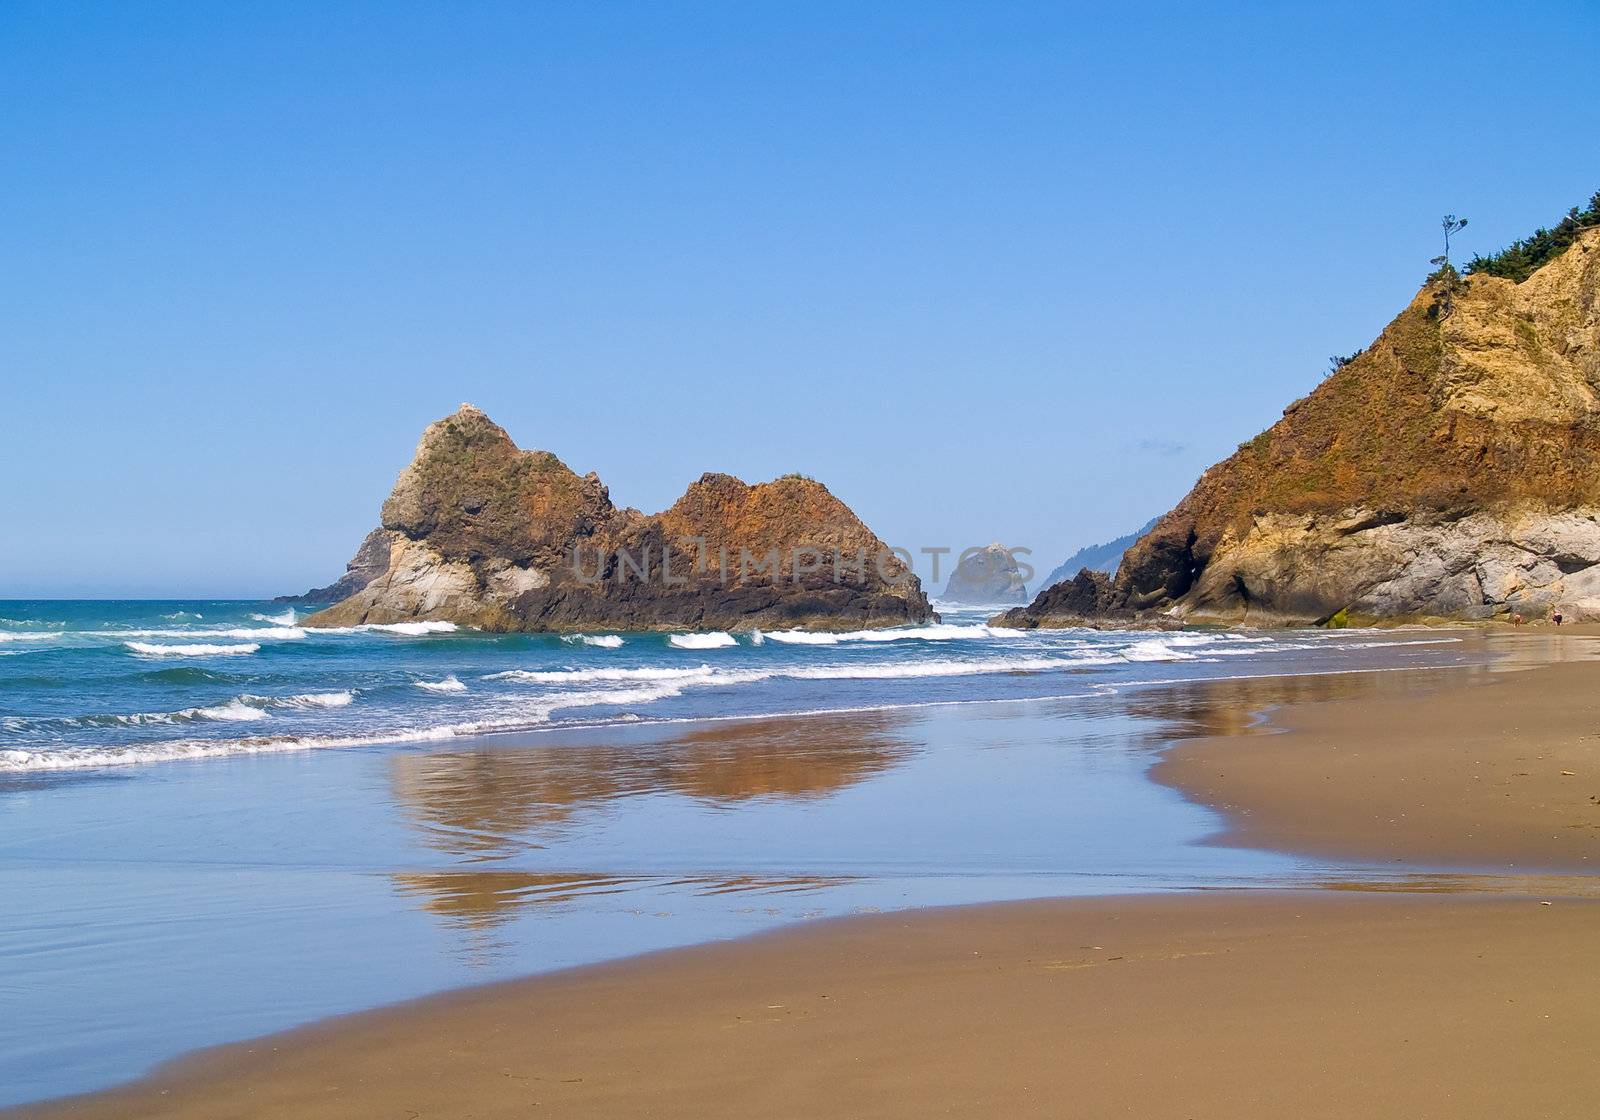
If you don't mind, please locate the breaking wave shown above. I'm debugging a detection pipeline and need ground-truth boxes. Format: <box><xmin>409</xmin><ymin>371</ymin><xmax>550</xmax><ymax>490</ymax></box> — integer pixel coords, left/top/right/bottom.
<box><xmin>317</xmin><ymin>621</ymin><xmax>461</xmax><ymax>636</ymax></box>
<box><xmin>562</xmin><ymin>634</ymin><xmax>624</xmax><ymax>649</ymax></box>
<box><xmin>415</xmin><ymin>675</ymin><xmax>468</xmax><ymax>693</ymax></box>
<box><xmin>668</xmin><ymin>632</ymin><xmax>738</xmax><ymax>650</ymax></box>
<box><xmin>124</xmin><ymin>642</ymin><xmax>261</xmax><ymax>657</ymax></box>
<box><xmin>114</xmin><ymin>627</ymin><xmax>306</xmax><ymax>641</ymax></box>
<box><xmin>759</xmin><ymin>623</ymin><xmax>1022</xmax><ymax>645</ymax></box>
<box><xmin>250</xmin><ymin>609</ymin><xmax>298</xmax><ymax>625</ymax></box>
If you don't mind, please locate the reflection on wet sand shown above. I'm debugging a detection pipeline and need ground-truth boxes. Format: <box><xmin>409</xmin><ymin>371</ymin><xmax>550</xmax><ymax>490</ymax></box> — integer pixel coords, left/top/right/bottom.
<box><xmin>1116</xmin><ymin>663</ymin><xmax>1496</xmax><ymax>744</ymax></box>
<box><xmin>389</xmin><ymin>710</ymin><xmax>916</xmax><ymax>860</ymax></box>
<box><xmin>385</xmin><ymin>654</ymin><xmax>1540</xmax><ymax>954</ymax></box>
<box><xmin>393</xmin><ymin>871</ymin><xmax>646</xmax><ymax>926</ymax></box>
<box><xmin>393</xmin><ymin>870</ymin><xmax>856</xmax><ymax>931</ymax></box>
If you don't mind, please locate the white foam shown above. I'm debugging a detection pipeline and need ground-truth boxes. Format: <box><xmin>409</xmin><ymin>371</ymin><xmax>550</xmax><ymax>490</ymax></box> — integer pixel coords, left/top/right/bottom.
<box><xmin>561</xmin><ymin>634</ymin><xmax>624</xmax><ymax>649</ymax></box>
<box><xmin>487</xmin><ymin>665</ymin><xmax>728</xmax><ymax>684</ymax></box>
<box><xmin>759</xmin><ymin>623</ymin><xmax>1024</xmax><ymax>645</ymax></box>
<box><xmin>489</xmin><ymin>653</ymin><xmax>1110</xmax><ymax>690</ymax></box>
<box><xmin>124</xmin><ymin>641</ymin><xmax>261</xmax><ymax>657</ymax></box>
<box><xmin>1120</xmin><ymin>638</ymin><xmax>1197</xmax><ymax>662</ymax></box>
<box><xmin>72</xmin><ymin>691</ymin><xmax>349</xmax><ymax>728</ymax></box>
<box><xmin>668</xmin><ymin>632</ymin><xmax>738</xmax><ymax>649</ymax></box>
<box><xmin>316</xmin><ymin>621</ymin><xmax>461</xmax><ymax>636</ymax></box>
<box><xmin>246</xmin><ymin>691</ymin><xmax>355</xmax><ymax>710</ymax></box>
<box><xmin>0</xmin><ymin>632</ymin><xmax>58</xmax><ymax>643</ymax></box>
<box><xmin>415</xmin><ymin>675</ymin><xmax>468</xmax><ymax>693</ymax></box>
<box><xmin>112</xmin><ymin>627</ymin><xmax>306</xmax><ymax>641</ymax></box>
<box><xmin>250</xmin><ymin>609</ymin><xmax>297</xmax><ymax>625</ymax></box>
<box><xmin>191</xmin><ymin>700</ymin><xmax>271</xmax><ymax>722</ymax></box>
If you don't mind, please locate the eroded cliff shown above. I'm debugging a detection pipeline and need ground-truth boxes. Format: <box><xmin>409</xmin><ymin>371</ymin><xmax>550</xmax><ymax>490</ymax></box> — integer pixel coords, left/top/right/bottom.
<box><xmin>1003</xmin><ymin>220</ymin><xmax>1600</xmax><ymax>626</ymax></box>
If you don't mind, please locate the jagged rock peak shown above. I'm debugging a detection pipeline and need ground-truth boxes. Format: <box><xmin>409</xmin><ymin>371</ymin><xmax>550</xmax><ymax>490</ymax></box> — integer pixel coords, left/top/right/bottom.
<box><xmin>301</xmin><ymin>407</ymin><xmax>932</xmax><ymax>632</ymax></box>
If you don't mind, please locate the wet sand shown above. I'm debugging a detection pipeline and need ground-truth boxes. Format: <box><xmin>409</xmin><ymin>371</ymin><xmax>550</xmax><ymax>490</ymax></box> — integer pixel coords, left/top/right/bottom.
<box><xmin>18</xmin><ymin>638</ymin><xmax>1600</xmax><ymax>1119</ymax></box>
<box><xmin>20</xmin><ymin>893</ymin><xmax>1600</xmax><ymax>1120</ymax></box>
<box><xmin>1155</xmin><ymin>653</ymin><xmax>1600</xmax><ymax>871</ymax></box>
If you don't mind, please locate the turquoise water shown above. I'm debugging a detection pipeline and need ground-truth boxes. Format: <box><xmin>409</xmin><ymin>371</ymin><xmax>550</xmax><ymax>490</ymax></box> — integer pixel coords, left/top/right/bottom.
<box><xmin>0</xmin><ymin>602</ymin><xmax>1490</xmax><ymax>1106</ymax></box>
<box><xmin>0</xmin><ymin>600</ymin><xmax>1475</xmax><ymax>772</ymax></box>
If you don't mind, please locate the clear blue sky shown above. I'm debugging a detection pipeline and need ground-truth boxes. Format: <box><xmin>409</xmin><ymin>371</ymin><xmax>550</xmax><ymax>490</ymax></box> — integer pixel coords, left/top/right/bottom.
<box><xmin>3</xmin><ymin>2</ymin><xmax>1597</xmax><ymax>597</ymax></box>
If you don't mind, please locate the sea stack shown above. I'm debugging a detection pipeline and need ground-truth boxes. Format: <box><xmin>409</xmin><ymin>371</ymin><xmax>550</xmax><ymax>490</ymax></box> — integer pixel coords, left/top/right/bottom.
<box><xmin>939</xmin><ymin>543</ymin><xmax>1028</xmax><ymax>605</ymax></box>
<box><xmin>301</xmin><ymin>405</ymin><xmax>934</xmax><ymax>632</ymax></box>
<box><xmin>1001</xmin><ymin>219</ymin><xmax>1600</xmax><ymax>627</ymax></box>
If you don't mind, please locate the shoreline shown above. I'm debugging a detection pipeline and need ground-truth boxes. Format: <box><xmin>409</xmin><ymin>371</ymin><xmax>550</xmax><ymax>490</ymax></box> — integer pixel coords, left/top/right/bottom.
<box><xmin>13</xmin><ymin>635</ymin><xmax>1600</xmax><ymax>1118</ymax></box>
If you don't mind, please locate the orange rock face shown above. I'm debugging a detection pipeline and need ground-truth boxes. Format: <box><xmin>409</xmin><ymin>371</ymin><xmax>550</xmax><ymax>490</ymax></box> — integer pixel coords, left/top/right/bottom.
<box><xmin>304</xmin><ymin>405</ymin><xmax>931</xmax><ymax>632</ymax></box>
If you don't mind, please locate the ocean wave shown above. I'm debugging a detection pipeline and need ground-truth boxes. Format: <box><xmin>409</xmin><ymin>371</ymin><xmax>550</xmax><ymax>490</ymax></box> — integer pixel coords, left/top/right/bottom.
<box><xmin>243</xmin><ymin>691</ymin><xmax>355</xmax><ymax>710</ymax></box>
<box><xmin>759</xmin><ymin>623</ymin><xmax>1022</xmax><ymax>645</ymax></box>
<box><xmin>190</xmin><ymin>700</ymin><xmax>271</xmax><ymax>722</ymax></box>
<box><xmin>316</xmin><ymin>621</ymin><xmax>461</xmax><ymax>636</ymax></box>
<box><xmin>250</xmin><ymin>609</ymin><xmax>297</xmax><ymax>625</ymax></box>
<box><xmin>561</xmin><ymin>634</ymin><xmax>624</xmax><ymax>649</ymax></box>
<box><xmin>489</xmin><ymin>653</ymin><xmax>1112</xmax><ymax>691</ymax></box>
<box><xmin>139</xmin><ymin>667</ymin><xmax>230</xmax><ymax>684</ymax></box>
<box><xmin>124</xmin><ymin>641</ymin><xmax>261</xmax><ymax>657</ymax></box>
<box><xmin>0</xmin><ymin>632</ymin><xmax>60</xmax><ymax>644</ymax></box>
<box><xmin>668</xmin><ymin>632</ymin><xmax>738</xmax><ymax>649</ymax></box>
<box><xmin>487</xmin><ymin>665</ymin><xmax>733</xmax><ymax>684</ymax></box>
<box><xmin>112</xmin><ymin>627</ymin><xmax>306</xmax><ymax>641</ymax></box>
<box><xmin>415</xmin><ymin>675</ymin><xmax>468</xmax><ymax>693</ymax></box>
<box><xmin>1120</xmin><ymin>638</ymin><xmax>1198</xmax><ymax>662</ymax></box>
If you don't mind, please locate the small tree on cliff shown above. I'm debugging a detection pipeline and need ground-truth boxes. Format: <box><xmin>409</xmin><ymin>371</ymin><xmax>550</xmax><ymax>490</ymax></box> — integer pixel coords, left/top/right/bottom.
<box><xmin>1434</xmin><ymin>214</ymin><xmax>1468</xmax><ymax>271</ymax></box>
<box><xmin>1428</xmin><ymin>213</ymin><xmax>1469</xmax><ymax>318</ymax></box>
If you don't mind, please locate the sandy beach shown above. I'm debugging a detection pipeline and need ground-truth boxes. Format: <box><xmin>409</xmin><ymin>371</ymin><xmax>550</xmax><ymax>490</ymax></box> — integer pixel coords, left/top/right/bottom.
<box><xmin>16</xmin><ymin>635</ymin><xmax>1600</xmax><ymax>1119</ymax></box>
<box><xmin>1155</xmin><ymin>648</ymin><xmax>1600</xmax><ymax>871</ymax></box>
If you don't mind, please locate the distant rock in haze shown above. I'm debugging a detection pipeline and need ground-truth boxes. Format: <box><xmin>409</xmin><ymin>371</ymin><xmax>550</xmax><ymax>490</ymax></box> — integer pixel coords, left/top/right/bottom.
<box><xmin>939</xmin><ymin>543</ymin><xmax>1028</xmax><ymax>605</ymax></box>
<box><xmin>1036</xmin><ymin>518</ymin><xmax>1158</xmax><ymax>590</ymax></box>
<box><xmin>1001</xmin><ymin>208</ymin><xmax>1600</xmax><ymax>627</ymax></box>
<box><xmin>297</xmin><ymin>405</ymin><xmax>933</xmax><ymax>632</ymax></box>
<box><xmin>276</xmin><ymin>527</ymin><xmax>396</xmax><ymax>605</ymax></box>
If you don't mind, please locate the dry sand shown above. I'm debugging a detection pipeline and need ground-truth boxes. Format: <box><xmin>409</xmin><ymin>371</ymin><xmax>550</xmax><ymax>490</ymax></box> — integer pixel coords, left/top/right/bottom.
<box><xmin>19</xmin><ymin>637</ymin><xmax>1600</xmax><ymax>1119</ymax></box>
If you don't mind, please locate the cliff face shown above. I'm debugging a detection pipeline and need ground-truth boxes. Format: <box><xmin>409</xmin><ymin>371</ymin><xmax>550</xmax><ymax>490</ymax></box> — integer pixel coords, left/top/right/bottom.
<box><xmin>303</xmin><ymin>406</ymin><xmax>932</xmax><ymax>632</ymax></box>
<box><xmin>1004</xmin><ymin>225</ymin><xmax>1600</xmax><ymax>627</ymax></box>
<box><xmin>939</xmin><ymin>543</ymin><xmax>1028</xmax><ymax>605</ymax></box>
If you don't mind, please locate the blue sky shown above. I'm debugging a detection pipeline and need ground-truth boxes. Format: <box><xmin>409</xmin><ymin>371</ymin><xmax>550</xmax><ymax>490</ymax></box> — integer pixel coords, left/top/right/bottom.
<box><xmin>3</xmin><ymin>2</ymin><xmax>1597</xmax><ymax>597</ymax></box>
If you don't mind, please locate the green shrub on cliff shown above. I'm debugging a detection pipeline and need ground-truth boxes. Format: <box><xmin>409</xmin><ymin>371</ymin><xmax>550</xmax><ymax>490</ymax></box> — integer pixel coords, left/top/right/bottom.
<box><xmin>1466</xmin><ymin>191</ymin><xmax>1600</xmax><ymax>283</ymax></box>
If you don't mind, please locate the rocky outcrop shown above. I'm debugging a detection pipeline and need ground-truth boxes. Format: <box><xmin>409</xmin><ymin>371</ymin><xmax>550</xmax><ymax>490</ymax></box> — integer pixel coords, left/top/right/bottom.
<box><xmin>993</xmin><ymin>569</ymin><xmax>1119</xmax><ymax>628</ymax></box>
<box><xmin>939</xmin><ymin>543</ymin><xmax>1028</xmax><ymax>604</ymax></box>
<box><xmin>1002</xmin><ymin>220</ymin><xmax>1600</xmax><ymax>626</ymax></box>
<box><xmin>276</xmin><ymin>527</ymin><xmax>397</xmax><ymax>605</ymax></box>
<box><xmin>301</xmin><ymin>406</ymin><xmax>933</xmax><ymax>632</ymax></box>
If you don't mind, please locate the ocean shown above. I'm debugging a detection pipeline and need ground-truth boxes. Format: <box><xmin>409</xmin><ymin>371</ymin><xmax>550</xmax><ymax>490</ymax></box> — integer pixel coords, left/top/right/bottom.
<box><xmin>0</xmin><ymin>600</ymin><xmax>1495</xmax><ymax>1106</ymax></box>
<box><xmin>0</xmin><ymin>600</ymin><xmax>1475</xmax><ymax>773</ymax></box>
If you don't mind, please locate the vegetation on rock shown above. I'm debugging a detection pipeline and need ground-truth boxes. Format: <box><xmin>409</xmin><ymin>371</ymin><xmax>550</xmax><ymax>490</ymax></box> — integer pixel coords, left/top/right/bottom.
<box><xmin>1466</xmin><ymin>191</ymin><xmax>1600</xmax><ymax>283</ymax></box>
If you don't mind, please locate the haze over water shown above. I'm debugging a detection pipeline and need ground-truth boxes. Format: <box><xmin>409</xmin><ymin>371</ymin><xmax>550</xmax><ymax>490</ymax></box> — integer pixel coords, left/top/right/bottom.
<box><xmin>1</xmin><ymin>602</ymin><xmax>1492</xmax><ymax>1105</ymax></box>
